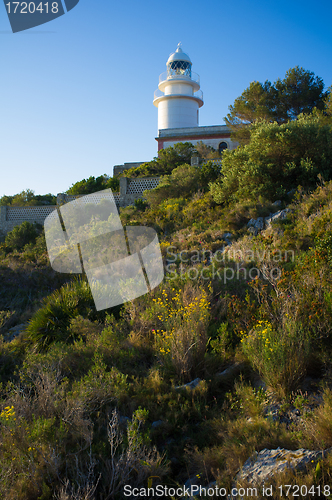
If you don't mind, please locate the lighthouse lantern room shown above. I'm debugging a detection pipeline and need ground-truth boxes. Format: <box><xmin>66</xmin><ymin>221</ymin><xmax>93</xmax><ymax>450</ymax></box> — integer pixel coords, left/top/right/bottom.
<box><xmin>153</xmin><ymin>43</ymin><xmax>204</xmax><ymax>131</ymax></box>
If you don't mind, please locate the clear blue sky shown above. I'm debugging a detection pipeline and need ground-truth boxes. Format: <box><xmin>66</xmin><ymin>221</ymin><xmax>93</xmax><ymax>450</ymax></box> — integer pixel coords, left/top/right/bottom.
<box><xmin>1</xmin><ymin>0</ymin><xmax>332</xmax><ymax>197</ymax></box>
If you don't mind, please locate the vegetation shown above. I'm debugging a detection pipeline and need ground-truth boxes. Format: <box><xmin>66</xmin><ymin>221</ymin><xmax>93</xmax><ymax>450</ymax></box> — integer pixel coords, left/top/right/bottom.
<box><xmin>0</xmin><ymin>189</ymin><xmax>56</xmax><ymax>207</ymax></box>
<box><xmin>121</xmin><ymin>142</ymin><xmax>196</xmax><ymax>178</ymax></box>
<box><xmin>210</xmin><ymin>111</ymin><xmax>332</xmax><ymax>204</ymax></box>
<box><xmin>66</xmin><ymin>174</ymin><xmax>120</xmax><ymax>195</ymax></box>
<box><xmin>1</xmin><ymin>73</ymin><xmax>332</xmax><ymax>499</ymax></box>
<box><xmin>225</xmin><ymin>66</ymin><xmax>328</xmax><ymax>144</ymax></box>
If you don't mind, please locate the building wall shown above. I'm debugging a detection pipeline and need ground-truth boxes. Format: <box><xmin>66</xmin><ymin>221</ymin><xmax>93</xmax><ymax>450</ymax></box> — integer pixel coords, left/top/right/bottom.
<box><xmin>0</xmin><ymin>205</ymin><xmax>57</xmax><ymax>235</ymax></box>
<box><xmin>156</xmin><ymin>125</ymin><xmax>238</xmax><ymax>152</ymax></box>
<box><xmin>0</xmin><ymin>178</ymin><xmax>160</xmax><ymax>236</ymax></box>
<box><xmin>161</xmin><ymin>136</ymin><xmax>235</xmax><ymax>151</ymax></box>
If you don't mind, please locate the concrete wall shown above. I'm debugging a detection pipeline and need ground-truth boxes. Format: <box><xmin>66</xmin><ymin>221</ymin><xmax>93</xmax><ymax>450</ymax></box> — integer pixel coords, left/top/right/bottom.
<box><xmin>0</xmin><ymin>177</ymin><xmax>160</xmax><ymax>236</ymax></box>
<box><xmin>113</xmin><ymin>162</ymin><xmax>146</xmax><ymax>177</ymax></box>
<box><xmin>0</xmin><ymin>205</ymin><xmax>57</xmax><ymax>235</ymax></box>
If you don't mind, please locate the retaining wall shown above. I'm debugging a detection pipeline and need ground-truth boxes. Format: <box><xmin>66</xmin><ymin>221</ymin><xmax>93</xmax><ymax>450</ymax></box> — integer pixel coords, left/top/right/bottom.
<box><xmin>0</xmin><ymin>205</ymin><xmax>57</xmax><ymax>235</ymax></box>
<box><xmin>0</xmin><ymin>177</ymin><xmax>160</xmax><ymax>235</ymax></box>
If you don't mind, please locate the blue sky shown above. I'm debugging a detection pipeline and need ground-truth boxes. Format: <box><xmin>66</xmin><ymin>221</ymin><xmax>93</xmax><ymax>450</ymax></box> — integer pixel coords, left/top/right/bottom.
<box><xmin>1</xmin><ymin>0</ymin><xmax>332</xmax><ymax>197</ymax></box>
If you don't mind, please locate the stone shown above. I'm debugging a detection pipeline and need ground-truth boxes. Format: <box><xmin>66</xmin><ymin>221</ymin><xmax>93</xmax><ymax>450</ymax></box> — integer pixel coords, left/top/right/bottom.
<box><xmin>151</xmin><ymin>420</ymin><xmax>163</xmax><ymax>429</ymax></box>
<box><xmin>216</xmin><ymin>362</ymin><xmax>246</xmax><ymax>384</ymax></box>
<box><xmin>247</xmin><ymin>217</ymin><xmax>264</xmax><ymax>236</ymax></box>
<box><xmin>119</xmin><ymin>416</ymin><xmax>131</xmax><ymax>426</ymax></box>
<box><xmin>235</xmin><ymin>447</ymin><xmax>332</xmax><ymax>485</ymax></box>
<box><xmin>222</xmin><ymin>232</ymin><xmax>233</xmax><ymax>246</ymax></box>
<box><xmin>175</xmin><ymin>378</ymin><xmax>203</xmax><ymax>391</ymax></box>
<box><xmin>265</xmin><ymin>208</ymin><xmax>292</xmax><ymax>227</ymax></box>
<box><xmin>184</xmin><ymin>476</ymin><xmax>200</xmax><ymax>489</ymax></box>
<box><xmin>184</xmin><ymin>476</ymin><xmax>201</xmax><ymax>499</ymax></box>
<box><xmin>3</xmin><ymin>323</ymin><xmax>26</xmax><ymax>342</ymax></box>
<box><xmin>247</xmin><ymin>209</ymin><xmax>292</xmax><ymax>235</ymax></box>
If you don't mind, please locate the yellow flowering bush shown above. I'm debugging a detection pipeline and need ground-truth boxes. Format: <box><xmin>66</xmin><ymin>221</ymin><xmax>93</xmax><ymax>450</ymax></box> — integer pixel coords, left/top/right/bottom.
<box><xmin>152</xmin><ymin>282</ymin><xmax>211</xmax><ymax>381</ymax></box>
<box><xmin>241</xmin><ymin>319</ymin><xmax>311</xmax><ymax>397</ymax></box>
<box><xmin>0</xmin><ymin>405</ymin><xmax>16</xmax><ymax>423</ymax></box>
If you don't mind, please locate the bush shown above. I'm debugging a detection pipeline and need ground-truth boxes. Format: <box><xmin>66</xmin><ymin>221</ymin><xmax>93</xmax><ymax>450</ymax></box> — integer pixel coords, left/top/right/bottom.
<box><xmin>25</xmin><ymin>278</ymin><xmax>102</xmax><ymax>352</ymax></box>
<box><xmin>241</xmin><ymin>319</ymin><xmax>311</xmax><ymax>397</ymax></box>
<box><xmin>152</xmin><ymin>282</ymin><xmax>211</xmax><ymax>381</ymax></box>
<box><xmin>306</xmin><ymin>388</ymin><xmax>332</xmax><ymax>448</ymax></box>
<box><xmin>210</xmin><ymin>112</ymin><xmax>332</xmax><ymax>204</ymax></box>
<box><xmin>123</xmin><ymin>143</ymin><xmax>196</xmax><ymax>178</ymax></box>
<box><xmin>144</xmin><ymin>164</ymin><xmax>201</xmax><ymax>207</ymax></box>
<box><xmin>66</xmin><ymin>175</ymin><xmax>120</xmax><ymax>195</ymax></box>
<box><xmin>5</xmin><ymin>222</ymin><xmax>39</xmax><ymax>251</ymax></box>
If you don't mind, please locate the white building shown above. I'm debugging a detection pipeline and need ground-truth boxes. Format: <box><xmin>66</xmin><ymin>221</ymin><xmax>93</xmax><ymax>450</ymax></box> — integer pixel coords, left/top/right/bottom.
<box><xmin>153</xmin><ymin>43</ymin><xmax>237</xmax><ymax>154</ymax></box>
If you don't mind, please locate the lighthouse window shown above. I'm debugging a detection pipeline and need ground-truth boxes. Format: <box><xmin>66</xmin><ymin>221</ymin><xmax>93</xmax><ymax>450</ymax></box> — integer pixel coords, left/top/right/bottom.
<box><xmin>168</xmin><ymin>60</ymin><xmax>191</xmax><ymax>77</ymax></box>
<box><xmin>219</xmin><ymin>142</ymin><xmax>228</xmax><ymax>154</ymax></box>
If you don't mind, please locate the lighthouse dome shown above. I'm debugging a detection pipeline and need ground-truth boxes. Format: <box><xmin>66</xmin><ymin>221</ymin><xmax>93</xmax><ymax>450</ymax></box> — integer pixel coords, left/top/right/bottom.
<box><xmin>167</xmin><ymin>43</ymin><xmax>192</xmax><ymax>65</ymax></box>
<box><xmin>166</xmin><ymin>43</ymin><xmax>192</xmax><ymax>78</ymax></box>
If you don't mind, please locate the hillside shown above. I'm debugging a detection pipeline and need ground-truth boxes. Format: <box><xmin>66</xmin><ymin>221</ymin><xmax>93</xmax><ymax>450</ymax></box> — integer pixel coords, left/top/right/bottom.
<box><xmin>1</xmin><ymin>107</ymin><xmax>332</xmax><ymax>498</ymax></box>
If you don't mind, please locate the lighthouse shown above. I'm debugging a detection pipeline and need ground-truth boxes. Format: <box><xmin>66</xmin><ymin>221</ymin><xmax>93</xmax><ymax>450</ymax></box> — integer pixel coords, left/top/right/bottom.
<box><xmin>153</xmin><ymin>43</ymin><xmax>204</xmax><ymax>131</ymax></box>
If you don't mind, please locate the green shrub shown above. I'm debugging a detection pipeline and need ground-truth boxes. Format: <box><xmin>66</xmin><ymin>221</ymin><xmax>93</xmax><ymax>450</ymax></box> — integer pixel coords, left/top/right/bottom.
<box><xmin>152</xmin><ymin>282</ymin><xmax>211</xmax><ymax>381</ymax></box>
<box><xmin>66</xmin><ymin>174</ymin><xmax>119</xmax><ymax>195</ymax></box>
<box><xmin>144</xmin><ymin>164</ymin><xmax>201</xmax><ymax>207</ymax></box>
<box><xmin>5</xmin><ymin>221</ymin><xmax>39</xmax><ymax>251</ymax></box>
<box><xmin>25</xmin><ymin>278</ymin><xmax>102</xmax><ymax>352</ymax></box>
<box><xmin>241</xmin><ymin>319</ymin><xmax>311</xmax><ymax>397</ymax></box>
<box><xmin>210</xmin><ymin>112</ymin><xmax>332</xmax><ymax>204</ymax></box>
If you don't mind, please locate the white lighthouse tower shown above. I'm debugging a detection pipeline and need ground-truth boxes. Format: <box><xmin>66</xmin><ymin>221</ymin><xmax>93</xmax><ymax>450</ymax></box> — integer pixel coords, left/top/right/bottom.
<box><xmin>153</xmin><ymin>43</ymin><xmax>204</xmax><ymax>131</ymax></box>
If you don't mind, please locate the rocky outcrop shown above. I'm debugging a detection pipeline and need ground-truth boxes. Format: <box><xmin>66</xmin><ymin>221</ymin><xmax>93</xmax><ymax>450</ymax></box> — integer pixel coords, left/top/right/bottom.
<box><xmin>175</xmin><ymin>378</ymin><xmax>203</xmax><ymax>391</ymax></box>
<box><xmin>3</xmin><ymin>323</ymin><xmax>26</xmax><ymax>342</ymax></box>
<box><xmin>235</xmin><ymin>447</ymin><xmax>332</xmax><ymax>485</ymax></box>
<box><xmin>247</xmin><ymin>209</ymin><xmax>292</xmax><ymax>235</ymax></box>
<box><xmin>247</xmin><ymin>217</ymin><xmax>264</xmax><ymax>236</ymax></box>
<box><xmin>216</xmin><ymin>362</ymin><xmax>247</xmax><ymax>384</ymax></box>
<box><xmin>265</xmin><ymin>208</ymin><xmax>292</xmax><ymax>227</ymax></box>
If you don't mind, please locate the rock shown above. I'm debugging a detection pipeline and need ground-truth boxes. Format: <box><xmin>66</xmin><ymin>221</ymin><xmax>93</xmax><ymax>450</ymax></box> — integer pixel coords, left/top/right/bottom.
<box><xmin>3</xmin><ymin>323</ymin><xmax>26</xmax><ymax>342</ymax></box>
<box><xmin>247</xmin><ymin>209</ymin><xmax>292</xmax><ymax>235</ymax></box>
<box><xmin>119</xmin><ymin>416</ymin><xmax>131</xmax><ymax>426</ymax></box>
<box><xmin>151</xmin><ymin>420</ymin><xmax>163</xmax><ymax>429</ymax></box>
<box><xmin>184</xmin><ymin>476</ymin><xmax>201</xmax><ymax>499</ymax></box>
<box><xmin>265</xmin><ymin>208</ymin><xmax>292</xmax><ymax>227</ymax></box>
<box><xmin>252</xmin><ymin>374</ymin><xmax>266</xmax><ymax>390</ymax></box>
<box><xmin>222</xmin><ymin>232</ymin><xmax>233</xmax><ymax>245</ymax></box>
<box><xmin>175</xmin><ymin>378</ymin><xmax>203</xmax><ymax>391</ymax></box>
<box><xmin>235</xmin><ymin>447</ymin><xmax>332</xmax><ymax>485</ymax></box>
<box><xmin>216</xmin><ymin>362</ymin><xmax>246</xmax><ymax>384</ymax></box>
<box><xmin>272</xmin><ymin>200</ymin><xmax>282</xmax><ymax>207</ymax></box>
<box><xmin>247</xmin><ymin>217</ymin><xmax>264</xmax><ymax>236</ymax></box>
<box><xmin>184</xmin><ymin>476</ymin><xmax>200</xmax><ymax>489</ymax></box>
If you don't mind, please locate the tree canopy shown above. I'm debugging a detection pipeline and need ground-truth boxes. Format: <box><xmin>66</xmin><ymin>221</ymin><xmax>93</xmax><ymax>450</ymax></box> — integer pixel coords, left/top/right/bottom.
<box><xmin>66</xmin><ymin>175</ymin><xmax>119</xmax><ymax>195</ymax></box>
<box><xmin>210</xmin><ymin>111</ymin><xmax>332</xmax><ymax>204</ymax></box>
<box><xmin>0</xmin><ymin>190</ymin><xmax>56</xmax><ymax>206</ymax></box>
<box><xmin>122</xmin><ymin>142</ymin><xmax>196</xmax><ymax>178</ymax></box>
<box><xmin>225</xmin><ymin>66</ymin><xmax>328</xmax><ymax>144</ymax></box>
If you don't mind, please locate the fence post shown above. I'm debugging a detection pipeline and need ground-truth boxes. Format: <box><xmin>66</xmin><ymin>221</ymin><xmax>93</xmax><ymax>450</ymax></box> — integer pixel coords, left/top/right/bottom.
<box><xmin>0</xmin><ymin>206</ymin><xmax>7</xmax><ymax>235</ymax></box>
<box><xmin>119</xmin><ymin>177</ymin><xmax>128</xmax><ymax>196</ymax></box>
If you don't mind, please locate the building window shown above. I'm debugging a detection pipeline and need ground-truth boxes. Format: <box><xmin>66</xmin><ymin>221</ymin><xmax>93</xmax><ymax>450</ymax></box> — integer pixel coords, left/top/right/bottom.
<box><xmin>219</xmin><ymin>142</ymin><xmax>228</xmax><ymax>155</ymax></box>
